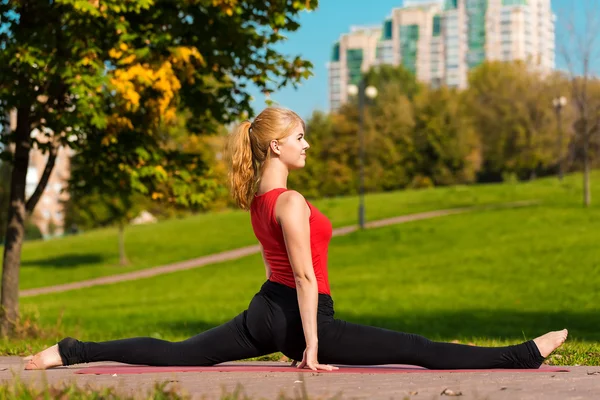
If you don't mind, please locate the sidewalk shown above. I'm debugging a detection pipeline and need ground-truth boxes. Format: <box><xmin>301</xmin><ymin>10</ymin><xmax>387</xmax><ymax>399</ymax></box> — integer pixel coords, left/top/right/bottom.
<box><xmin>2</xmin><ymin>358</ymin><xmax>598</xmax><ymax>399</ymax></box>
<box><xmin>20</xmin><ymin>201</ymin><xmax>537</xmax><ymax>298</ymax></box>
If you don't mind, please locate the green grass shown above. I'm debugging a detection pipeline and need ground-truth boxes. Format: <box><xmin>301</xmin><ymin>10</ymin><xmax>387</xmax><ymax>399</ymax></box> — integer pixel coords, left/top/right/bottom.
<box><xmin>4</xmin><ymin>170</ymin><xmax>599</xmax><ymax>290</ymax></box>
<box><xmin>7</xmin><ymin>172</ymin><xmax>600</xmax><ymax>365</ymax></box>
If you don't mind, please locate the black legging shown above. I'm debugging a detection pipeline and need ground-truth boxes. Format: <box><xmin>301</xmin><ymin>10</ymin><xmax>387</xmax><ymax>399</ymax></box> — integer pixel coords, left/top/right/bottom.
<box><xmin>58</xmin><ymin>280</ymin><xmax>544</xmax><ymax>369</ymax></box>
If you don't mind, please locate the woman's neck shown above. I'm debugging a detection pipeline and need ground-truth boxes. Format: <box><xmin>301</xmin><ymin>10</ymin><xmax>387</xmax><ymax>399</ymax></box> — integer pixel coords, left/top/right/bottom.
<box><xmin>257</xmin><ymin>161</ymin><xmax>288</xmax><ymax>194</ymax></box>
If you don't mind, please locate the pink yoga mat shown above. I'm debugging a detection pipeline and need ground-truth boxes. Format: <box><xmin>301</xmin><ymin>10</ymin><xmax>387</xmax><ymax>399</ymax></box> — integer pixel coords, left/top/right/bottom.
<box><xmin>75</xmin><ymin>364</ymin><xmax>569</xmax><ymax>375</ymax></box>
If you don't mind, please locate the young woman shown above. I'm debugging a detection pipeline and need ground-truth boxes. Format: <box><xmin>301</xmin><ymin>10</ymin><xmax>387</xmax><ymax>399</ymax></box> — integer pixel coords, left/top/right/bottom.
<box><xmin>25</xmin><ymin>107</ymin><xmax>567</xmax><ymax>371</ymax></box>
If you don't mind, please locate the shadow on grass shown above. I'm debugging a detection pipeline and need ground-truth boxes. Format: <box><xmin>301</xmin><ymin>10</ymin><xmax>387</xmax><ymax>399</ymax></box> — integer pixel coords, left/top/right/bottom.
<box><xmin>153</xmin><ymin>309</ymin><xmax>600</xmax><ymax>343</ymax></box>
<box><xmin>21</xmin><ymin>254</ymin><xmax>107</xmax><ymax>268</ymax></box>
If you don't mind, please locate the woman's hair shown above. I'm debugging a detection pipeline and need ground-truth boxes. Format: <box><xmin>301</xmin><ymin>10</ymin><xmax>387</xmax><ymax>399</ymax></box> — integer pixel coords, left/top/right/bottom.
<box><xmin>227</xmin><ymin>107</ymin><xmax>305</xmax><ymax>210</ymax></box>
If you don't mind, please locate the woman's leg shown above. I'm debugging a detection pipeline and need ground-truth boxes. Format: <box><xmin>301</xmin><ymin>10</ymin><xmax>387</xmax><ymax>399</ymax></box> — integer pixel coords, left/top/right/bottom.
<box><xmin>58</xmin><ymin>310</ymin><xmax>274</xmax><ymax>366</ymax></box>
<box><xmin>26</xmin><ymin>294</ymin><xmax>277</xmax><ymax>369</ymax></box>
<box><xmin>317</xmin><ymin>319</ymin><xmax>566</xmax><ymax>369</ymax></box>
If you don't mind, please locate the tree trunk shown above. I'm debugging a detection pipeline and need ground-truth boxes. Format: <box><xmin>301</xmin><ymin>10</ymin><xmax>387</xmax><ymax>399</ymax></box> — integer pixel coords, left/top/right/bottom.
<box><xmin>1</xmin><ymin>107</ymin><xmax>31</xmax><ymax>337</ymax></box>
<box><xmin>583</xmin><ymin>135</ymin><xmax>591</xmax><ymax>207</ymax></box>
<box><xmin>118</xmin><ymin>222</ymin><xmax>129</xmax><ymax>266</ymax></box>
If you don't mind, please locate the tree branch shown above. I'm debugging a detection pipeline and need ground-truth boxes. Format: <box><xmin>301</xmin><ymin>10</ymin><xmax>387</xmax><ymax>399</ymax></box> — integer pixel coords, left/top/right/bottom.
<box><xmin>25</xmin><ymin>135</ymin><xmax>60</xmax><ymax>213</ymax></box>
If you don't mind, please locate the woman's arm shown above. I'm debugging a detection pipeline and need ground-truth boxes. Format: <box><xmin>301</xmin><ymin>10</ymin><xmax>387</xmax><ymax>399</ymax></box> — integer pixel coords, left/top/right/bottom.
<box><xmin>260</xmin><ymin>245</ymin><xmax>272</xmax><ymax>279</ymax></box>
<box><xmin>276</xmin><ymin>191</ymin><xmax>337</xmax><ymax>371</ymax></box>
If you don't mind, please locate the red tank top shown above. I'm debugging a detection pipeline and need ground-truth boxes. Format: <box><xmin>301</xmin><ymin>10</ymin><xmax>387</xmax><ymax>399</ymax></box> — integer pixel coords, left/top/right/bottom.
<box><xmin>250</xmin><ymin>188</ymin><xmax>332</xmax><ymax>295</ymax></box>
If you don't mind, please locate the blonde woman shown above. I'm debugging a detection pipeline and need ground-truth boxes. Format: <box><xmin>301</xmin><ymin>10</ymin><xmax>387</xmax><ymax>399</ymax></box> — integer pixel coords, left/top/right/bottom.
<box><xmin>25</xmin><ymin>107</ymin><xmax>567</xmax><ymax>371</ymax></box>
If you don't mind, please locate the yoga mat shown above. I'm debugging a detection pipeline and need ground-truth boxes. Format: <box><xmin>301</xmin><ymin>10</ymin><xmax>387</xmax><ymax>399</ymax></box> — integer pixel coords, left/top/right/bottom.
<box><xmin>75</xmin><ymin>364</ymin><xmax>569</xmax><ymax>375</ymax></box>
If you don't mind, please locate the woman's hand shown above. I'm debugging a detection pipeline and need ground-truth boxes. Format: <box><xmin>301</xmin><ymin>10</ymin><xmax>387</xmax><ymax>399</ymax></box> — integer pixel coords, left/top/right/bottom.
<box><xmin>291</xmin><ymin>345</ymin><xmax>339</xmax><ymax>371</ymax></box>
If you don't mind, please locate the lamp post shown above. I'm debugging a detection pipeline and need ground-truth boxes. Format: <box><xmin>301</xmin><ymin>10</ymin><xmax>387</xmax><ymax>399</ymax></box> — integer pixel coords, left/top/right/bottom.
<box><xmin>553</xmin><ymin>96</ymin><xmax>567</xmax><ymax>181</ymax></box>
<box><xmin>347</xmin><ymin>80</ymin><xmax>378</xmax><ymax>230</ymax></box>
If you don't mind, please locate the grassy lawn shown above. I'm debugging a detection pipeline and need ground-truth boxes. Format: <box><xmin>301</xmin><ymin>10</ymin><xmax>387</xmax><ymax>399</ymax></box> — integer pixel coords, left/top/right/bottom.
<box><xmin>7</xmin><ymin>176</ymin><xmax>600</xmax><ymax>365</ymax></box>
<box><xmin>3</xmin><ymin>170</ymin><xmax>599</xmax><ymax>290</ymax></box>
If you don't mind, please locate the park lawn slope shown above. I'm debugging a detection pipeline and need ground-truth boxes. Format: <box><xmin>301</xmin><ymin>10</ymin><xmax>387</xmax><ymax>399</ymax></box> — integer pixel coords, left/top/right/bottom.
<box><xmin>10</xmin><ymin>198</ymin><xmax>600</xmax><ymax>365</ymax></box>
<box><xmin>5</xmin><ymin>170</ymin><xmax>599</xmax><ymax>290</ymax></box>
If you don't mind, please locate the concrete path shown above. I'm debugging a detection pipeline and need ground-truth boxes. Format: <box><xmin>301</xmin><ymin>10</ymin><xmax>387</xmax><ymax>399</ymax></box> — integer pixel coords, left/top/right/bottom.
<box><xmin>20</xmin><ymin>201</ymin><xmax>537</xmax><ymax>298</ymax></box>
<box><xmin>2</xmin><ymin>358</ymin><xmax>599</xmax><ymax>399</ymax></box>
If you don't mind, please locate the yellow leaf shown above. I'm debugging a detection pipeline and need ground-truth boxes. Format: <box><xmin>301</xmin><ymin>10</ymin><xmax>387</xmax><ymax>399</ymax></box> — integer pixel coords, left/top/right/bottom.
<box><xmin>109</xmin><ymin>48</ymin><xmax>122</xmax><ymax>59</ymax></box>
<box><xmin>121</xmin><ymin>54</ymin><xmax>136</xmax><ymax>65</ymax></box>
<box><xmin>119</xmin><ymin>43</ymin><xmax>129</xmax><ymax>52</ymax></box>
<box><xmin>155</xmin><ymin>165</ymin><xmax>167</xmax><ymax>177</ymax></box>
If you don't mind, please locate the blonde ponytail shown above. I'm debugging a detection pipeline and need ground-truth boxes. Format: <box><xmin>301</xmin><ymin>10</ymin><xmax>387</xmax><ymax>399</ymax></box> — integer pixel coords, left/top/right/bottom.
<box><xmin>227</xmin><ymin>121</ymin><xmax>255</xmax><ymax>210</ymax></box>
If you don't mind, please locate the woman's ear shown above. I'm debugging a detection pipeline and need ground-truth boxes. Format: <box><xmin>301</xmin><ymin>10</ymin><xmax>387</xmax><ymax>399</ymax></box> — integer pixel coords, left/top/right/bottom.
<box><xmin>270</xmin><ymin>139</ymin><xmax>280</xmax><ymax>155</ymax></box>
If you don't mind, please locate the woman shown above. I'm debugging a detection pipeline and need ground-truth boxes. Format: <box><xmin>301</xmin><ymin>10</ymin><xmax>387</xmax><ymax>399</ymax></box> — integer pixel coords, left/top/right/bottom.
<box><xmin>25</xmin><ymin>107</ymin><xmax>567</xmax><ymax>371</ymax></box>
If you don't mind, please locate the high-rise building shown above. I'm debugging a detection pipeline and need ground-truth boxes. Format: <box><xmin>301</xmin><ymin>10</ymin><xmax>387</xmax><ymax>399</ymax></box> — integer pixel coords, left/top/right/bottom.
<box><xmin>327</xmin><ymin>0</ymin><xmax>556</xmax><ymax>111</ymax></box>
<box><xmin>329</xmin><ymin>25</ymin><xmax>381</xmax><ymax>111</ymax></box>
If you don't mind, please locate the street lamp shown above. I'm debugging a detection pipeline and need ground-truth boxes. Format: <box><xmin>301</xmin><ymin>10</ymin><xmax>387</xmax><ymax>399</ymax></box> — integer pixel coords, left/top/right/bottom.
<box><xmin>553</xmin><ymin>96</ymin><xmax>568</xmax><ymax>181</ymax></box>
<box><xmin>347</xmin><ymin>80</ymin><xmax>378</xmax><ymax>230</ymax></box>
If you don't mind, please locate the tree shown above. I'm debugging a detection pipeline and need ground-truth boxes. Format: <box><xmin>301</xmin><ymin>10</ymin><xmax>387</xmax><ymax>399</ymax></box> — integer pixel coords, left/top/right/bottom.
<box><xmin>560</xmin><ymin>0</ymin><xmax>600</xmax><ymax>206</ymax></box>
<box><xmin>0</xmin><ymin>0</ymin><xmax>318</xmax><ymax>336</ymax></box>
<box><xmin>365</xmin><ymin>83</ymin><xmax>416</xmax><ymax>191</ymax></box>
<box><xmin>467</xmin><ymin>61</ymin><xmax>559</xmax><ymax>181</ymax></box>
<box><xmin>411</xmin><ymin>86</ymin><xmax>480</xmax><ymax>186</ymax></box>
<box><xmin>363</xmin><ymin>64</ymin><xmax>421</xmax><ymax>100</ymax></box>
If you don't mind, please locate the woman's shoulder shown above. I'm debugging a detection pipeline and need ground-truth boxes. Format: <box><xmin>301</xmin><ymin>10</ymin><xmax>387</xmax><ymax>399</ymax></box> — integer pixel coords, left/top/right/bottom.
<box><xmin>276</xmin><ymin>189</ymin><xmax>305</xmax><ymax>207</ymax></box>
<box><xmin>275</xmin><ymin>190</ymin><xmax>310</xmax><ymax>218</ymax></box>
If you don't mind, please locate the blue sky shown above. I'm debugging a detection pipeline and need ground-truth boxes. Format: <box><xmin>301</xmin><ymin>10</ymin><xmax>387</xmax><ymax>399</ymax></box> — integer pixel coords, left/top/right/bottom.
<box><xmin>248</xmin><ymin>0</ymin><xmax>597</xmax><ymax>120</ymax></box>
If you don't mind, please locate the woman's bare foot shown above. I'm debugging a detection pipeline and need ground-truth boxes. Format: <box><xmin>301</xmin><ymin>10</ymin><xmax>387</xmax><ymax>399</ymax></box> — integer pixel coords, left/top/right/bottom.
<box><xmin>24</xmin><ymin>344</ymin><xmax>63</xmax><ymax>370</ymax></box>
<box><xmin>533</xmin><ymin>329</ymin><xmax>568</xmax><ymax>358</ymax></box>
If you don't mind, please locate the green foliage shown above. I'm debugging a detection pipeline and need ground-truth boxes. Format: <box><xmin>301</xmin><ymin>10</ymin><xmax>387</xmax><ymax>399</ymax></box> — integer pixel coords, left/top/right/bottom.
<box><xmin>411</xmin><ymin>86</ymin><xmax>480</xmax><ymax>186</ymax></box>
<box><xmin>467</xmin><ymin>62</ymin><xmax>565</xmax><ymax>181</ymax></box>
<box><xmin>364</xmin><ymin>64</ymin><xmax>421</xmax><ymax>100</ymax></box>
<box><xmin>291</xmin><ymin>61</ymin><xmax>599</xmax><ymax>199</ymax></box>
<box><xmin>366</xmin><ymin>84</ymin><xmax>416</xmax><ymax>190</ymax></box>
<box><xmin>0</xmin><ymin>0</ymin><xmax>319</xmax><ymax>211</ymax></box>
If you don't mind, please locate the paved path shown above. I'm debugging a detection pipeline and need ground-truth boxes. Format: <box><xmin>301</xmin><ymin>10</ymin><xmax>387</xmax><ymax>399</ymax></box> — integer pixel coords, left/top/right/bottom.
<box><xmin>2</xmin><ymin>358</ymin><xmax>599</xmax><ymax>399</ymax></box>
<box><xmin>20</xmin><ymin>201</ymin><xmax>537</xmax><ymax>298</ymax></box>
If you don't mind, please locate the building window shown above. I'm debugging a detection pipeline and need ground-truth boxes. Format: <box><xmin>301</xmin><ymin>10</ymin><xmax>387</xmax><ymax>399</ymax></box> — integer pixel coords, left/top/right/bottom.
<box><xmin>331</xmin><ymin>42</ymin><xmax>340</xmax><ymax>62</ymax></box>
<box><xmin>346</xmin><ymin>48</ymin><xmax>364</xmax><ymax>85</ymax></box>
<box><xmin>400</xmin><ymin>24</ymin><xmax>419</xmax><ymax>74</ymax></box>
<box><xmin>433</xmin><ymin>15</ymin><xmax>442</xmax><ymax>37</ymax></box>
<box><xmin>382</xmin><ymin>19</ymin><xmax>393</xmax><ymax>40</ymax></box>
<box><xmin>445</xmin><ymin>0</ymin><xmax>458</xmax><ymax>9</ymax></box>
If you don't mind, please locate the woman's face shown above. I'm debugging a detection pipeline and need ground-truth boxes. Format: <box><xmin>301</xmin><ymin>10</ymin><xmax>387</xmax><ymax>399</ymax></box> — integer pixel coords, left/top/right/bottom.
<box><xmin>272</xmin><ymin>121</ymin><xmax>310</xmax><ymax>170</ymax></box>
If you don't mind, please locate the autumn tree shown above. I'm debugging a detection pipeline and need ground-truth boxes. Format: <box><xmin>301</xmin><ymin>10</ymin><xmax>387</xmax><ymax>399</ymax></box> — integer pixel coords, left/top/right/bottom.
<box><xmin>467</xmin><ymin>61</ymin><xmax>559</xmax><ymax>181</ymax></box>
<box><xmin>0</xmin><ymin>0</ymin><xmax>318</xmax><ymax>336</ymax></box>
